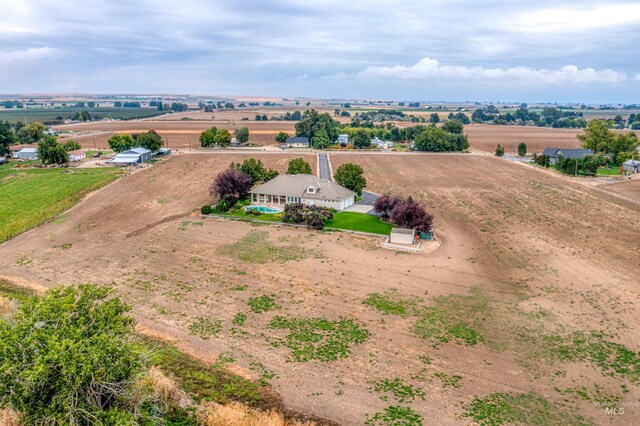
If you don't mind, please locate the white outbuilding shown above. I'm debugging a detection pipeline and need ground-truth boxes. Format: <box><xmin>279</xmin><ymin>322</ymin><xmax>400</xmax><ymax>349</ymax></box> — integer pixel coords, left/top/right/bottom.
<box><xmin>111</xmin><ymin>147</ymin><xmax>152</xmax><ymax>165</ymax></box>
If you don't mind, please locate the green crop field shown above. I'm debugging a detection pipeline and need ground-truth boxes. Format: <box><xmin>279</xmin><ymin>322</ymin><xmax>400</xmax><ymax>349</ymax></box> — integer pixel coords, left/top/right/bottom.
<box><xmin>0</xmin><ymin>164</ymin><xmax>122</xmax><ymax>241</ymax></box>
<box><xmin>0</xmin><ymin>107</ymin><xmax>164</xmax><ymax>124</ymax></box>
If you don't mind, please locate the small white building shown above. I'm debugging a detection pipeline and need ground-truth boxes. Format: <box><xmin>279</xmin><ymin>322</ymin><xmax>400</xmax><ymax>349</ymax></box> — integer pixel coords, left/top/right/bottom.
<box><xmin>389</xmin><ymin>228</ymin><xmax>416</xmax><ymax>245</ymax></box>
<box><xmin>249</xmin><ymin>174</ymin><xmax>356</xmax><ymax>211</ymax></box>
<box><xmin>371</xmin><ymin>137</ymin><xmax>394</xmax><ymax>149</ymax></box>
<box><xmin>68</xmin><ymin>150</ymin><xmax>86</xmax><ymax>162</ymax></box>
<box><xmin>337</xmin><ymin>134</ymin><xmax>349</xmax><ymax>146</ymax></box>
<box><xmin>16</xmin><ymin>147</ymin><xmax>38</xmax><ymax>160</ymax></box>
<box><xmin>111</xmin><ymin>147</ymin><xmax>152</xmax><ymax>165</ymax></box>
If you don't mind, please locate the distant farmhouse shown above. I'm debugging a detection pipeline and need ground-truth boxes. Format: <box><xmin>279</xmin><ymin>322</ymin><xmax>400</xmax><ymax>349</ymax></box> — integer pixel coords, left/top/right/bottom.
<box><xmin>623</xmin><ymin>159</ymin><xmax>640</xmax><ymax>173</ymax></box>
<box><xmin>0</xmin><ymin>156</ymin><xmax>7</xmax><ymax>165</ymax></box>
<box><xmin>283</xmin><ymin>137</ymin><xmax>310</xmax><ymax>149</ymax></box>
<box><xmin>111</xmin><ymin>147</ymin><xmax>152</xmax><ymax>165</ymax></box>
<box><xmin>249</xmin><ymin>174</ymin><xmax>356</xmax><ymax>211</ymax></box>
<box><xmin>542</xmin><ymin>148</ymin><xmax>594</xmax><ymax>164</ymax></box>
<box><xmin>337</xmin><ymin>134</ymin><xmax>349</xmax><ymax>146</ymax></box>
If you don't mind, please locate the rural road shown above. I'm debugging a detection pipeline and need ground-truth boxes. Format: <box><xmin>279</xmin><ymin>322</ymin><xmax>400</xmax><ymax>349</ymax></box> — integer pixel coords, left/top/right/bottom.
<box><xmin>318</xmin><ymin>152</ymin><xmax>331</xmax><ymax>180</ymax></box>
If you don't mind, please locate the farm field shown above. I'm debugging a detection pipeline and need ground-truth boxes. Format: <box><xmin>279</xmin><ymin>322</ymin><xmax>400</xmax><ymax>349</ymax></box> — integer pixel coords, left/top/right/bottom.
<box><xmin>0</xmin><ymin>153</ymin><xmax>639</xmax><ymax>424</ymax></box>
<box><xmin>0</xmin><ymin>107</ymin><xmax>164</xmax><ymax>124</ymax></box>
<box><xmin>54</xmin><ymin>114</ymin><xmax>597</xmax><ymax>155</ymax></box>
<box><xmin>0</xmin><ymin>164</ymin><xmax>122</xmax><ymax>242</ymax></box>
<box><xmin>598</xmin><ymin>178</ymin><xmax>640</xmax><ymax>204</ymax></box>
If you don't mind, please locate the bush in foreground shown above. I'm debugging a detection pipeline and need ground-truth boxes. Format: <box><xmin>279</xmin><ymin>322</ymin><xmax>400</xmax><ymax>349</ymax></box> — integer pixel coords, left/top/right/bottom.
<box><xmin>0</xmin><ymin>285</ymin><xmax>145</xmax><ymax>424</ymax></box>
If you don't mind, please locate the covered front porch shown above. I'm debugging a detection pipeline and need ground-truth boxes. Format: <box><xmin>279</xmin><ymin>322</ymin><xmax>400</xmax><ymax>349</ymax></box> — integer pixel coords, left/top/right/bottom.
<box><xmin>250</xmin><ymin>193</ymin><xmax>300</xmax><ymax>205</ymax></box>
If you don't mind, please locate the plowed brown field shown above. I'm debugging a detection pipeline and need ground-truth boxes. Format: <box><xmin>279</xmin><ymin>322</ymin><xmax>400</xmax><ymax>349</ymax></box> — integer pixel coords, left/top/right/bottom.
<box><xmin>2</xmin><ymin>153</ymin><xmax>639</xmax><ymax>425</ymax></box>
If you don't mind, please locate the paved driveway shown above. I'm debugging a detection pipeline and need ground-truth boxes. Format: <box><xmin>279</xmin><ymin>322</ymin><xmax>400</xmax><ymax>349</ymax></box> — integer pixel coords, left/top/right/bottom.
<box><xmin>318</xmin><ymin>153</ymin><xmax>331</xmax><ymax>180</ymax></box>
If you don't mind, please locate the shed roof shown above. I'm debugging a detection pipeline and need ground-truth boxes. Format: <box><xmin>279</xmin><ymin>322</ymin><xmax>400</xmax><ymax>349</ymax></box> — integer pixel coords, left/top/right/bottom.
<box><xmin>124</xmin><ymin>147</ymin><xmax>151</xmax><ymax>154</ymax></box>
<box><xmin>623</xmin><ymin>159</ymin><xmax>640</xmax><ymax>166</ymax></box>
<box><xmin>19</xmin><ymin>148</ymin><xmax>38</xmax><ymax>153</ymax></box>
<box><xmin>250</xmin><ymin>174</ymin><xmax>355</xmax><ymax>201</ymax></box>
<box><xmin>112</xmin><ymin>153</ymin><xmax>142</xmax><ymax>163</ymax></box>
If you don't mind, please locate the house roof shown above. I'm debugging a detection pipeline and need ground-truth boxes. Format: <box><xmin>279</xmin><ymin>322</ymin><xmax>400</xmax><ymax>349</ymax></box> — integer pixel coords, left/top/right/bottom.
<box><xmin>623</xmin><ymin>159</ymin><xmax>640</xmax><ymax>166</ymax></box>
<box><xmin>285</xmin><ymin>137</ymin><xmax>310</xmax><ymax>145</ymax></box>
<box><xmin>19</xmin><ymin>148</ymin><xmax>38</xmax><ymax>153</ymax></box>
<box><xmin>250</xmin><ymin>174</ymin><xmax>356</xmax><ymax>201</ymax></box>
<box><xmin>542</xmin><ymin>148</ymin><xmax>594</xmax><ymax>159</ymax></box>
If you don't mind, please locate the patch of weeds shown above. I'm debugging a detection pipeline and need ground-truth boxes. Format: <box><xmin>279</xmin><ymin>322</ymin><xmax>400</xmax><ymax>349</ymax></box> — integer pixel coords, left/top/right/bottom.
<box><xmin>463</xmin><ymin>392</ymin><xmax>592</xmax><ymax>426</ymax></box>
<box><xmin>559</xmin><ymin>384</ymin><xmax>622</xmax><ymax>404</ymax></box>
<box><xmin>179</xmin><ymin>220</ymin><xmax>191</xmax><ymax>230</ymax></box>
<box><xmin>188</xmin><ymin>317</ymin><xmax>222</xmax><ymax>340</ymax></box>
<box><xmin>365</xmin><ymin>405</ymin><xmax>423</xmax><ymax>426</ymax></box>
<box><xmin>370</xmin><ymin>378</ymin><xmax>426</xmax><ymax>403</ymax></box>
<box><xmin>141</xmin><ymin>337</ymin><xmax>263</xmax><ymax>405</ymax></box>
<box><xmin>433</xmin><ymin>372</ymin><xmax>462</xmax><ymax>389</ymax></box>
<box><xmin>214</xmin><ymin>352</ymin><xmax>236</xmax><ymax>366</ymax></box>
<box><xmin>15</xmin><ymin>256</ymin><xmax>34</xmax><ymax>266</ymax></box>
<box><xmin>218</xmin><ymin>231</ymin><xmax>317</xmax><ymax>264</ymax></box>
<box><xmin>191</xmin><ymin>221</ymin><xmax>203</xmax><ymax>227</ymax></box>
<box><xmin>413</xmin><ymin>289</ymin><xmax>488</xmax><ymax>347</ymax></box>
<box><xmin>525</xmin><ymin>331</ymin><xmax>640</xmax><ymax>384</ymax></box>
<box><xmin>363</xmin><ymin>289</ymin><xmax>421</xmax><ymax>316</ymax></box>
<box><xmin>56</xmin><ymin>243</ymin><xmax>73</xmax><ymax>249</ymax></box>
<box><xmin>250</xmin><ymin>362</ymin><xmax>276</xmax><ymax>386</ymax></box>
<box><xmin>232</xmin><ymin>312</ymin><xmax>247</xmax><ymax>326</ymax></box>
<box><xmin>268</xmin><ymin>316</ymin><xmax>370</xmax><ymax>362</ymax></box>
<box><xmin>231</xmin><ymin>284</ymin><xmax>248</xmax><ymax>291</ymax></box>
<box><xmin>248</xmin><ymin>295</ymin><xmax>281</xmax><ymax>313</ymax></box>
<box><xmin>414</xmin><ymin>306</ymin><xmax>484</xmax><ymax>346</ymax></box>
<box><xmin>0</xmin><ymin>279</ymin><xmax>36</xmax><ymax>303</ymax></box>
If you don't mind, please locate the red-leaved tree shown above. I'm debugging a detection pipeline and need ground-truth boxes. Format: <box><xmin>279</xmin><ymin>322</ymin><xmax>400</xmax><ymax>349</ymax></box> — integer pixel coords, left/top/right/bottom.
<box><xmin>210</xmin><ymin>168</ymin><xmax>252</xmax><ymax>206</ymax></box>
<box><xmin>390</xmin><ymin>198</ymin><xmax>434</xmax><ymax>232</ymax></box>
<box><xmin>373</xmin><ymin>194</ymin><xmax>403</xmax><ymax>218</ymax></box>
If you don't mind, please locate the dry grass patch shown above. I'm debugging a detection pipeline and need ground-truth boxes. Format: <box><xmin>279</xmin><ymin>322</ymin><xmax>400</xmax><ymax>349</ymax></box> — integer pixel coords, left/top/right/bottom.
<box><xmin>197</xmin><ymin>401</ymin><xmax>317</xmax><ymax>426</ymax></box>
<box><xmin>218</xmin><ymin>231</ymin><xmax>318</xmax><ymax>264</ymax></box>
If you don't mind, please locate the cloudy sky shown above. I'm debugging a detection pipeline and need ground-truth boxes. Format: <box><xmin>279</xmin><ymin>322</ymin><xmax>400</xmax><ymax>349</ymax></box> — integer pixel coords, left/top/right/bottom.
<box><xmin>1</xmin><ymin>0</ymin><xmax>639</xmax><ymax>102</ymax></box>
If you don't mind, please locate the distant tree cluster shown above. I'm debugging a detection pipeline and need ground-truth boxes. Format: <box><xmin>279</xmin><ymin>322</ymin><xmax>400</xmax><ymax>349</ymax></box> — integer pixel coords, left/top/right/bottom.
<box><xmin>113</xmin><ymin>101</ymin><xmax>142</xmax><ymax>108</ymax></box>
<box><xmin>199</xmin><ymin>126</ymin><xmax>233</xmax><ymax>148</ymax></box>
<box><xmin>413</xmin><ymin>120</ymin><xmax>469</xmax><ymax>152</ymax></box>
<box><xmin>471</xmin><ymin>105</ymin><xmax>587</xmax><ymax>128</ymax></box>
<box><xmin>294</xmin><ymin>110</ymin><xmax>340</xmax><ymax>146</ymax></box>
<box><xmin>374</xmin><ymin>195</ymin><xmax>434</xmax><ymax>232</ymax></box>
<box><xmin>108</xmin><ymin>130</ymin><xmax>163</xmax><ymax>152</ymax></box>
<box><xmin>350</xmin><ymin>110</ymin><xmax>425</xmax><ymax>126</ymax></box>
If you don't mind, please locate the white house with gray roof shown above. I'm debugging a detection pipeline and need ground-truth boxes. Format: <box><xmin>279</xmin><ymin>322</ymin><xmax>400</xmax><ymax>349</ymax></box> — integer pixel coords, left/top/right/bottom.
<box><xmin>249</xmin><ymin>174</ymin><xmax>356</xmax><ymax>211</ymax></box>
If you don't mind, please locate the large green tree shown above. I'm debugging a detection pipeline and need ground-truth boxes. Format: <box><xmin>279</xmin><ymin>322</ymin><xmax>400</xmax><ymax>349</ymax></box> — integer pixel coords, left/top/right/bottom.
<box><xmin>0</xmin><ymin>285</ymin><xmax>142</xmax><ymax>424</ymax></box>
<box><xmin>578</xmin><ymin>119</ymin><xmax>616</xmax><ymax>155</ymax></box>
<box><xmin>353</xmin><ymin>129</ymin><xmax>371</xmax><ymax>149</ymax></box>
<box><xmin>0</xmin><ymin>120</ymin><xmax>16</xmax><ymax>156</ymax></box>
<box><xmin>108</xmin><ymin>134</ymin><xmax>135</xmax><ymax>153</ymax></box>
<box><xmin>295</xmin><ymin>110</ymin><xmax>339</xmax><ymax>142</ymax></box>
<box><xmin>16</xmin><ymin>122</ymin><xmax>46</xmax><ymax>144</ymax></box>
<box><xmin>37</xmin><ymin>136</ymin><xmax>69</xmax><ymax>164</ymax></box>
<box><xmin>214</xmin><ymin>129</ymin><xmax>232</xmax><ymax>147</ymax></box>
<box><xmin>287</xmin><ymin>157</ymin><xmax>312</xmax><ymax>174</ymax></box>
<box><xmin>312</xmin><ymin>130</ymin><xmax>331</xmax><ymax>149</ymax></box>
<box><xmin>200</xmin><ymin>126</ymin><xmax>218</xmax><ymax>147</ymax></box>
<box><xmin>133</xmin><ymin>130</ymin><xmax>163</xmax><ymax>152</ymax></box>
<box><xmin>275</xmin><ymin>131</ymin><xmax>289</xmax><ymax>144</ymax></box>
<box><xmin>610</xmin><ymin>132</ymin><xmax>639</xmax><ymax>163</ymax></box>
<box><xmin>334</xmin><ymin>163</ymin><xmax>367</xmax><ymax>196</ymax></box>
<box><xmin>240</xmin><ymin>157</ymin><xmax>269</xmax><ymax>184</ymax></box>
<box><xmin>234</xmin><ymin>127</ymin><xmax>250</xmax><ymax>144</ymax></box>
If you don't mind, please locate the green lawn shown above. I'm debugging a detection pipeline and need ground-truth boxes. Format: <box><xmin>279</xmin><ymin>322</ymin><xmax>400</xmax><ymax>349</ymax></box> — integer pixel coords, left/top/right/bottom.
<box><xmin>596</xmin><ymin>164</ymin><xmax>622</xmax><ymax>176</ymax></box>
<box><xmin>213</xmin><ymin>204</ymin><xmax>394</xmax><ymax>235</ymax></box>
<box><xmin>326</xmin><ymin>212</ymin><xmax>394</xmax><ymax>234</ymax></box>
<box><xmin>0</xmin><ymin>164</ymin><xmax>122</xmax><ymax>241</ymax></box>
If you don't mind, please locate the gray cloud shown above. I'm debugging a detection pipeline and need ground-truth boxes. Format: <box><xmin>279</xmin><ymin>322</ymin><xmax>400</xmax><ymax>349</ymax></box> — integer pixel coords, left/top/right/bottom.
<box><xmin>0</xmin><ymin>0</ymin><xmax>638</xmax><ymax>101</ymax></box>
